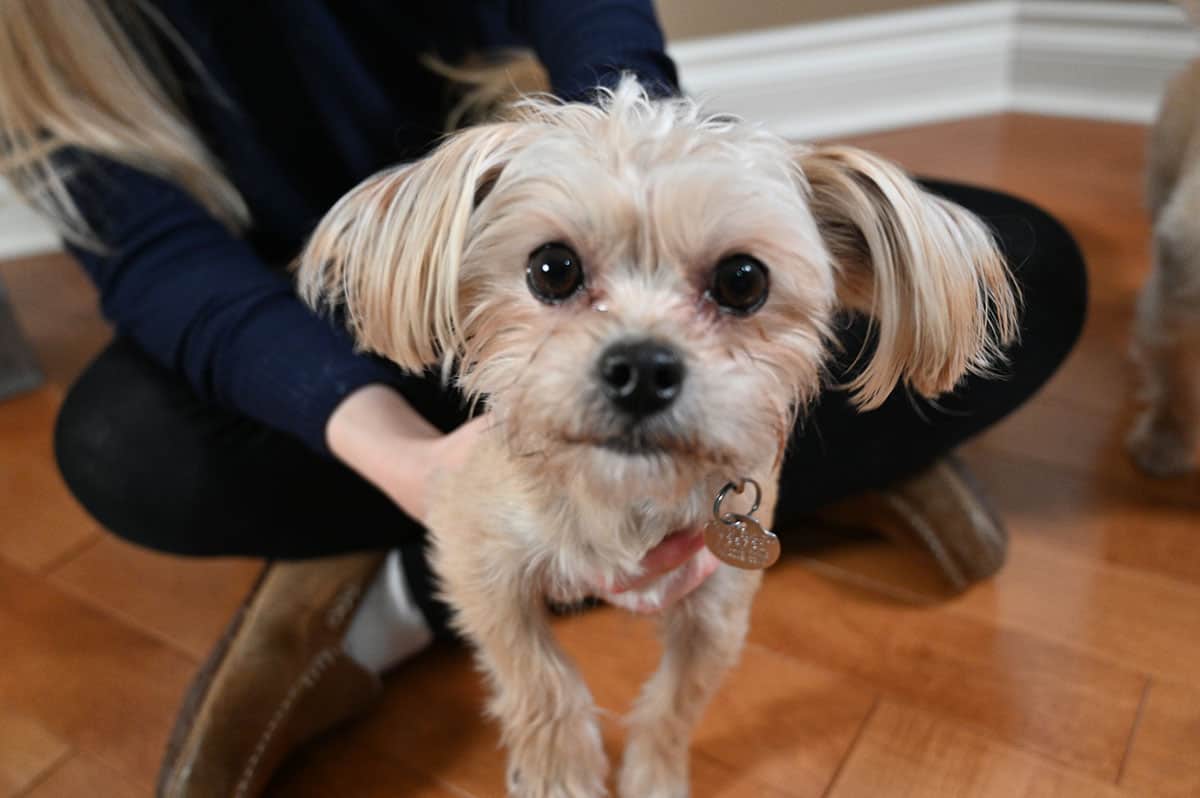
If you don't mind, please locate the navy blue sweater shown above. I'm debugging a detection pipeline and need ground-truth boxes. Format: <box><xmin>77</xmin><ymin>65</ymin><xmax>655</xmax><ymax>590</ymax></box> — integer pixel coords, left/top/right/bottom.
<box><xmin>67</xmin><ymin>0</ymin><xmax>677</xmax><ymax>454</ymax></box>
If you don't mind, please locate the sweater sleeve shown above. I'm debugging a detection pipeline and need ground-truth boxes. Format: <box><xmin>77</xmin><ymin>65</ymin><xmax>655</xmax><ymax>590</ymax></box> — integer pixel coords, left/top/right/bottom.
<box><xmin>65</xmin><ymin>155</ymin><xmax>404</xmax><ymax>455</ymax></box>
<box><xmin>504</xmin><ymin>0</ymin><xmax>680</xmax><ymax>102</ymax></box>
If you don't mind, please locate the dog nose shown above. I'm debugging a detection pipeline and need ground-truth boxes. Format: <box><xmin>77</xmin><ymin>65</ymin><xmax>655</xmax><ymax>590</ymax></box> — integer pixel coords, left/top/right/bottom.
<box><xmin>597</xmin><ymin>339</ymin><xmax>686</xmax><ymax>418</ymax></box>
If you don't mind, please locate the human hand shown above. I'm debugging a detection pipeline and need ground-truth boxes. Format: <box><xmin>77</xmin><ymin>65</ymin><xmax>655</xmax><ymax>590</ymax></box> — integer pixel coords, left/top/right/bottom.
<box><xmin>416</xmin><ymin>414</ymin><xmax>490</xmax><ymax>518</ymax></box>
<box><xmin>327</xmin><ymin>384</ymin><xmax>489</xmax><ymax>523</ymax></box>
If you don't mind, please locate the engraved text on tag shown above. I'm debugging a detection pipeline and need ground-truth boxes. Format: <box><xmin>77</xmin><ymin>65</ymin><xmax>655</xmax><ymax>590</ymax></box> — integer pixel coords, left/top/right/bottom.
<box><xmin>704</xmin><ymin>514</ymin><xmax>781</xmax><ymax>570</ymax></box>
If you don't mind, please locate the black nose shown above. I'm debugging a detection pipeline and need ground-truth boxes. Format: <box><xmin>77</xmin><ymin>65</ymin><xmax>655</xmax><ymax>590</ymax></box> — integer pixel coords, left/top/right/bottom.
<box><xmin>597</xmin><ymin>339</ymin><xmax>686</xmax><ymax>418</ymax></box>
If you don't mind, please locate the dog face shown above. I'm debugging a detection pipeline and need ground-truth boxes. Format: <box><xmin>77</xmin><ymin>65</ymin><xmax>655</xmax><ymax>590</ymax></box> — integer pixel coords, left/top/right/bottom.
<box><xmin>449</xmin><ymin>111</ymin><xmax>835</xmax><ymax>497</ymax></box>
<box><xmin>297</xmin><ymin>80</ymin><xmax>1017</xmax><ymax>501</ymax></box>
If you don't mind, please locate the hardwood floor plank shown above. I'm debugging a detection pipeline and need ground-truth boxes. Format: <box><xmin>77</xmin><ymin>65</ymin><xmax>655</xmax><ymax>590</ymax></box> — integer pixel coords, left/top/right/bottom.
<box><xmin>269</xmin><ymin>734</ymin><xmax>480</xmax><ymax>798</ymax></box>
<box><xmin>952</xmin><ymin>536</ymin><xmax>1200</xmax><ymax>685</ymax></box>
<box><xmin>969</xmin><ymin>397</ymin><xmax>1200</xmax><ymax>507</ymax></box>
<box><xmin>19</xmin><ymin>753</ymin><xmax>141</xmax><ymax>798</ymax></box>
<box><xmin>342</xmin><ymin>644</ymin><xmax>506</xmax><ymax>796</ymax></box>
<box><xmin>844</xmin><ymin>115</ymin><xmax>1148</xmax><ymax>230</ymax></box>
<box><xmin>0</xmin><ymin>558</ymin><xmax>193</xmax><ymax>789</ymax></box>
<box><xmin>797</xmin><ymin>453</ymin><xmax>1167</xmax><ymax>610</ymax></box>
<box><xmin>680</xmin><ymin>750</ymin><xmax>802</xmax><ymax>798</ymax></box>
<box><xmin>0</xmin><ymin>707</ymin><xmax>69</xmax><ymax>797</ymax></box>
<box><xmin>49</xmin><ymin>535</ymin><xmax>262</xmax><ymax>660</ymax></box>
<box><xmin>972</xmin><ymin>394</ymin><xmax>1128</xmax><ymax>483</ymax></box>
<box><xmin>827</xmin><ymin>701</ymin><xmax>1129</xmax><ymax>798</ymax></box>
<box><xmin>0</xmin><ymin>390</ymin><xmax>98</xmax><ymax>572</ymax></box>
<box><xmin>962</xmin><ymin>449</ymin><xmax>1200</xmax><ymax>585</ymax></box>
<box><xmin>750</xmin><ymin>557</ymin><xmax>1146</xmax><ymax>781</ymax></box>
<box><xmin>1119</xmin><ymin>680</ymin><xmax>1200</xmax><ymax>798</ymax></box>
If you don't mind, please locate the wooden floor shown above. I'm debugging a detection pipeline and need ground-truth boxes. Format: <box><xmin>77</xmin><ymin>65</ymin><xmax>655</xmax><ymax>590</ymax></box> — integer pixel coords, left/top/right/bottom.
<box><xmin>2</xmin><ymin>113</ymin><xmax>1198</xmax><ymax>797</ymax></box>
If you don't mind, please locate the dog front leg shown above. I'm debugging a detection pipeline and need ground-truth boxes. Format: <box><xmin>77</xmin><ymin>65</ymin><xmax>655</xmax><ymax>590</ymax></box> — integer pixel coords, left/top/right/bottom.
<box><xmin>1129</xmin><ymin>324</ymin><xmax>1200</xmax><ymax>475</ymax></box>
<box><xmin>1130</xmin><ymin>193</ymin><xmax>1200</xmax><ymax>475</ymax></box>
<box><xmin>444</xmin><ymin>556</ymin><xmax>608</xmax><ymax>798</ymax></box>
<box><xmin>618</xmin><ymin>564</ymin><xmax>762</xmax><ymax>798</ymax></box>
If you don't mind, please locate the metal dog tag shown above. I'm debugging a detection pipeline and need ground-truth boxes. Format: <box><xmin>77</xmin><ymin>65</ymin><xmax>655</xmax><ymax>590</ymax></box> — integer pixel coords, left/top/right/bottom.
<box><xmin>704</xmin><ymin>479</ymin><xmax>781</xmax><ymax>570</ymax></box>
<box><xmin>705</xmin><ymin>515</ymin><xmax>780</xmax><ymax>570</ymax></box>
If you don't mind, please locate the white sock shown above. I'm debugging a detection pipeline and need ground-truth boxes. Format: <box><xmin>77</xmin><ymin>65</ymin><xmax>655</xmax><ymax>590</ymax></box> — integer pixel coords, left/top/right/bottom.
<box><xmin>342</xmin><ymin>548</ymin><xmax>434</xmax><ymax>674</ymax></box>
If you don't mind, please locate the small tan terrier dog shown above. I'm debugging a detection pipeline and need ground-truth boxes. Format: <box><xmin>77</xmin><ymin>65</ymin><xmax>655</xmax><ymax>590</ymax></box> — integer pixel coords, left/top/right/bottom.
<box><xmin>1130</xmin><ymin>1</ymin><xmax>1200</xmax><ymax>475</ymax></box>
<box><xmin>296</xmin><ymin>79</ymin><xmax>1018</xmax><ymax>797</ymax></box>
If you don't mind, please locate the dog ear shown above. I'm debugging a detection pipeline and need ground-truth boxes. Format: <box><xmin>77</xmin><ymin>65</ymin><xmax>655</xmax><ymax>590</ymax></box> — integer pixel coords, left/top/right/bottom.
<box><xmin>795</xmin><ymin>144</ymin><xmax>1020</xmax><ymax>409</ymax></box>
<box><xmin>294</xmin><ymin>122</ymin><xmax>530</xmax><ymax>372</ymax></box>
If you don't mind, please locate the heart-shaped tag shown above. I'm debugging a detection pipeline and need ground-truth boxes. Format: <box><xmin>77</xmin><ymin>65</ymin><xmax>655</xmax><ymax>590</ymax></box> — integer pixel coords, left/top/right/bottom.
<box><xmin>704</xmin><ymin>513</ymin><xmax>780</xmax><ymax>570</ymax></box>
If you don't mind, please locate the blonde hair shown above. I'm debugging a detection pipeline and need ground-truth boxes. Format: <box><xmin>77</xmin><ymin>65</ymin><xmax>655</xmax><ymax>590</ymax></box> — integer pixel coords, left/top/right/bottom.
<box><xmin>422</xmin><ymin>50</ymin><xmax>550</xmax><ymax>131</ymax></box>
<box><xmin>0</xmin><ymin>0</ymin><xmax>248</xmax><ymax>246</ymax></box>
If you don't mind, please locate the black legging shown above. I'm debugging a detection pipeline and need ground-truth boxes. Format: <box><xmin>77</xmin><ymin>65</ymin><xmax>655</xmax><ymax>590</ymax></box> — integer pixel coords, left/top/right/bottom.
<box><xmin>53</xmin><ymin>180</ymin><xmax>1086</xmax><ymax>564</ymax></box>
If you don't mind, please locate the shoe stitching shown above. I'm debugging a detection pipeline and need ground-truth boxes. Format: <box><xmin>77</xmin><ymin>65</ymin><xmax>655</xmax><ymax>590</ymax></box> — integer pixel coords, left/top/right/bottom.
<box><xmin>889</xmin><ymin>463</ymin><xmax>1006</xmax><ymax>575</ymax></box>
<box><xmin>233</xmin><ymin>646</ymin><xmax>340</xmax><ymax>798</ymax></box>
<box><xmin>883</xmin><ymin>492</ymin><xmax>966</xmax><ymax>586</ymax></box>
<box><xmin>942</xmin><ymin>467</ymin><xmax>1005</xmax><ymax>552</ymax></box>
<box><xmin>325</xmin><ymin>583</ymin><xmax>362</xmax><ymax>630</ymax></box>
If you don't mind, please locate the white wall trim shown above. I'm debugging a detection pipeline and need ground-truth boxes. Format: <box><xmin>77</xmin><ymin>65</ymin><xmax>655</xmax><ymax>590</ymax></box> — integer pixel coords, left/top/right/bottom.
<box><xmin>1013</xmin><ymin>1</ymin><xmax>1200</xmax><ymax>121</ymax></box>
<box><xmin>0</xmin><ymin>181</ymin><xmax>62</xmax><ymax>261</ymax></box>
<box><xmin>671</xmin><ymin>1</ymin><xmax>1018</xmax><ymax>141</ymax></box>
<box><xmin>2</xmin><ymin>0</ymin><xmax>1197</xmax><ymax>261</ymax></box>
<box><xmin>670</xmin><ymin>0</ymin><xmax>1199</xmax><ymax>140</ymax></box>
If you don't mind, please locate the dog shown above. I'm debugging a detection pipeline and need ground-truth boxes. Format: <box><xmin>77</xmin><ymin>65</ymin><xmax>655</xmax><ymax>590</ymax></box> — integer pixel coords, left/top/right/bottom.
<box><xmin>295</xmin><ymin>78</ymin><xmax>1018</xmax><ymax>797</ymax></box>
<box><xmin>1129</xmin><ymin>1</ymin><xmax>1200</xmax><ymax>476</ymax></box>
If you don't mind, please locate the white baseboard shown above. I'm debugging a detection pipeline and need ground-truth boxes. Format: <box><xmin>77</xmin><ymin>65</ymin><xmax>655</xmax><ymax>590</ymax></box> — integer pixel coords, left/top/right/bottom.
<box><xmin>670</xmin><ymin>1</ymin><xmax>1017</xmax><ymax>141</ymax></box>
<box><xmin>2</xmin><ymin>0</ymin><xmax>1196</xmax><ymax>261</ymax></box>
<box><xmin>0</xmin><ymin>181</ymin><xmax>60</xmax><ymax>261</ymax></box>
<box><xmin>670</xmin><ymin>0</ymin><xmax>1199</xmax><ymax>139</ymax></box>
<box><xmin>1013</xmin><ymin>1</ymin><xmax>1200</xmax><ymax>121</ymax></box>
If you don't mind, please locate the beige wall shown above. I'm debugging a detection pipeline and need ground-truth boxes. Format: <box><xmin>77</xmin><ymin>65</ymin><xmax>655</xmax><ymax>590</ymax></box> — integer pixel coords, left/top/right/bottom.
<box><xmin>655</xmin><ymin>0</ymin><xmax>1168</xmax><ymax>40</ymax></box>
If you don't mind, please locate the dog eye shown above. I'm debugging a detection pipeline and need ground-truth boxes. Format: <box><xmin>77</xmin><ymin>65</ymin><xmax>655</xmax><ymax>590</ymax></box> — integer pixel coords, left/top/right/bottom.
<box><xmin>527</xmin><ymin>243</ymin><xmax>584</xmax><ymax>303</ymax></box>
<box><xmin>709</xmin><ymin>254</ymin><xmax>769</xmax><ymax>314</ymax></box>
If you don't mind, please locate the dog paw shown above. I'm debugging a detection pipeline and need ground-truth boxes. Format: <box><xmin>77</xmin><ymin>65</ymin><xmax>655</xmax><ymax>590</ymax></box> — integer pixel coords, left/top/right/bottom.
<box><xmin>1128</xmin><ymin>412</ymin><xmax>1197</xmax><ymax>477</ymax></box>
<box><xmin>505</xmin><ymin>715</ymin><xmax>608</xmax><ymax>798</ymax></box>
<box><xmin>617</xmin><ymin>731</ymin><xmax>689</xmax><ymax>798</ymax></box>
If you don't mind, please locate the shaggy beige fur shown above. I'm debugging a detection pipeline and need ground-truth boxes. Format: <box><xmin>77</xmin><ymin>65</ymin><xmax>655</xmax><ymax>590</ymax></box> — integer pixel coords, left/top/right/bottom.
<box><xmin>1130</xmin><ymin>30</ymin><xmax>1200</xmax><ymax>475</ymax></box>
<box><xmin>295</xmin><ymin>80</ymin><xmax>1017</xmax><ymax>797</ymax></box>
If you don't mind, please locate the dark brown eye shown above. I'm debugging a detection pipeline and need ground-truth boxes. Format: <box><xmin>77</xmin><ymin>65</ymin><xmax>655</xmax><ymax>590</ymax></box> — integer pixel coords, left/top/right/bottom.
<box><xmin>710</xmin><ymin>254</ymin><xmax>769</xmax><ymax>314</ymax></box>
<box><xmin>527</xmin><ymin>243</ymin><xmax>583</xmax><ymax>303</ymax></box>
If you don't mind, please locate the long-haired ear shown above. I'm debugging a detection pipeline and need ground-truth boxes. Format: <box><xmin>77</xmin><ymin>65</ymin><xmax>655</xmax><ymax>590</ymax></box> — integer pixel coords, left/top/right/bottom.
<box><xmin>796</xmin><ymin>144</ymin><xmax>1020</xmax><ymax>409</ymax></box>
<box><xmin>294</xmin><ymin>123</ymin><xmax>528</xmax><ymax>372</ymax></box>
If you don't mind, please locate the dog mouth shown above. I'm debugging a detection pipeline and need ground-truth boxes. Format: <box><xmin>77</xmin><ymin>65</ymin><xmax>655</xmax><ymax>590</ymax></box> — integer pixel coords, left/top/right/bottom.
<box><xmin>560</xmin><ymin>428</ymin><xmax>669</xmax><ymax>456</ymax></box>
<box><xmin>597</xmin><ymin>433</ymin><xmax>670</xmax><ymax>456</ymax></box>
<box><xmin>560</xmin><ymin>428</ymin><xmax>732</xmax><ymax>467</ymax></box>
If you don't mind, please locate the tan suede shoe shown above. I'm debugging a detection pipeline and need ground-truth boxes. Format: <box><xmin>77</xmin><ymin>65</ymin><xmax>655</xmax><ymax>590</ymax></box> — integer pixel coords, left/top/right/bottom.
<box><xmin>157</xmin><ymin>551</ymin><xmax>387</xmax><ymax>798</ymax></box>
<box><xmin>814</xmin><ymin>454</ymin><xmax>1007</xmax><ymax>591</ymax></box>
